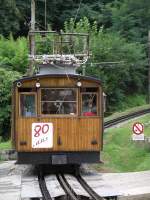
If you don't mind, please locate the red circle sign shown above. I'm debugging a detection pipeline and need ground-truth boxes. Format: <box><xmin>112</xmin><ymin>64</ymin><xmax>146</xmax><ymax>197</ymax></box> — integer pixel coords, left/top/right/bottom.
<box><xmin>132</xmin><ymin>122</ymin><xmax>144</xmax><ymax>135</ymax></box>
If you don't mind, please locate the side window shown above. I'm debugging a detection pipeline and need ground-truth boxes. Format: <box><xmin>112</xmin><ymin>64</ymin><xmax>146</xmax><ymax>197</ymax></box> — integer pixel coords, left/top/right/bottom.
<box><xmin>20</xmin><ymin>93</ymin><xmax>36</xmax><ymax>117</ymax></box>
<box><xmin>41</xmin><ymin>88</ymin><xmax>77</xmax><ymax>115</ymax></box>
<box><xmin>81</xmin><ymin>88</ymin><xmax>98</xmax><ymax>116</ymax></box>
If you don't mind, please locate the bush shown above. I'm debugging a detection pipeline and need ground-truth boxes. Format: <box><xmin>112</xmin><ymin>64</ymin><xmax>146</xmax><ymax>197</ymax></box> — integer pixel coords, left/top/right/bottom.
<box><xmin>117</xmin><ymin>94</ymin><xmax>146</xmax><ymax>111</ymax></box>
<box><xmin>0</xmin><ymin>35</ymin><xmax>28</xmax><ymax>74</ymax></box>
<box><xmin>0</xmin><ymin>68</ymin><xmax>21</xmax><ymax>140</ymax></box>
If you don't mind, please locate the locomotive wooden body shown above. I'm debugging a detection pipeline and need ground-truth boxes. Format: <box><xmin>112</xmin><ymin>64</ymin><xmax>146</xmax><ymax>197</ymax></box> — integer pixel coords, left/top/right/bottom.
<box><xmin>11</xmin><ymin>74</ymin><xmax>103</xmax><ymax>164</ymax></box>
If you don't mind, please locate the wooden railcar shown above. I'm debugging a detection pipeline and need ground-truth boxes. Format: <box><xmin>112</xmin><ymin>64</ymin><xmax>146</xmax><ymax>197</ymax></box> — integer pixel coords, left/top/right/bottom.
<box><xmin>11</xmin><ymin>74</ymin><xmax>103</xmax><ymax>164</ymax></box>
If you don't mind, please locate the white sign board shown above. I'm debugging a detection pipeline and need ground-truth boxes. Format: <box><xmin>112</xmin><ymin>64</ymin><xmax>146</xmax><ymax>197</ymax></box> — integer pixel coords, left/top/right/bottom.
<box><xmin>132</xmin><ymin>133</ymin><xmax>144</xmax><ymax>141</ymax></box>
<box><xmin>32</xmin><ymin>123</ymin><xmax>53</xmax><ymax>148</ymax></box>
<box><xmin>132</xmin><ymin>122</ymin><xmax>144</xmax><ymax>141</ymax></box>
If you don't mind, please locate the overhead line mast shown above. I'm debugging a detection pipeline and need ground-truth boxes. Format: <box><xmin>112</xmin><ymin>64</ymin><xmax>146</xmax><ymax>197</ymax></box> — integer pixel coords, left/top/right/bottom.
<box><xmin>29</xmin><ymin>0</ymin><xmax>36</xmax><ymax>76</ymax></box>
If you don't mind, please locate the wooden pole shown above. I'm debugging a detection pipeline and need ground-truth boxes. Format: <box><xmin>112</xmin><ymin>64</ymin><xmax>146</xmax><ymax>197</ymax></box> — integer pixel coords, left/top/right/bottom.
<box><xmin>31</xmin><ymin>0</ymin><xmax>35</xmax><ymax>32</ymax></box>
<box><xmin>148</xmin><ymin>31</ymin><xmax>150</xmax><ymax>103</ymax></box>
<box><xmin>28</xmin><ymin>0</ymin><xmax>35</xmax><ymax>76</ymax></box>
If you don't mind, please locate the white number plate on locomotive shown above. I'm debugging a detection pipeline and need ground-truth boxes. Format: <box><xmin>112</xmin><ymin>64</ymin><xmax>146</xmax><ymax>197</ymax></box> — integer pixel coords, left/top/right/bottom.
<box><xmin>32</xmin><ymin>123</ymin><xmax>53</xmax><ymax>148</ymax></box>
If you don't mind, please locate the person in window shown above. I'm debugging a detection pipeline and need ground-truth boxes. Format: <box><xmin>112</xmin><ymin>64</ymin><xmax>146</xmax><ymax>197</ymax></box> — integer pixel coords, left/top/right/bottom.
<box><xmin>83</xmin><ymin>95</ymin><xmax>97</xmax><ymax>116</ymax></box>
<box><xmin>21</xmin><ymin>95</ymin><xmax>35</xmax><ymax>117</ymax></box>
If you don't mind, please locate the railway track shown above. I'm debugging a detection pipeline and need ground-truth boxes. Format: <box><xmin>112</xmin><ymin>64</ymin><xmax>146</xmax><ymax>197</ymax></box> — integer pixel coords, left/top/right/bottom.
<box><xmin>75</xmin><ymin>174</ymin><xmax>106</xmax><ymax>200</ymax></box>
<box><xmin>38</xmin><ymin>169</ymin><xmax>110</xmax><ymax>200</ymax></box>
<box><xmin>38</xmin><ymin>170</ymin><xmax>52</xmax><ymax>200</ymax></box>
<box><xmin>57</xmin><ymin>174</ymin><xmax>79</xmax><ymax>200</ymax></box>
<box><xmin>104</xmin><ymin>108</ymin><xmax>150</xmax><ymax>128</ymax></box>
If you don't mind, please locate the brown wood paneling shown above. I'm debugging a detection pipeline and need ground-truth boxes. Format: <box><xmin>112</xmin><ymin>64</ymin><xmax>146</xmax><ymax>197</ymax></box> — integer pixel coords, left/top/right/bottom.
<box><xmin>20</xmin><ymin>77</ymin><xmax>100</xmax><ymax>88</ymax></box>
<box><xmin>16</xmin><ymin>117</ymin><xmax>102</xmax><ymax>152</ymax></box>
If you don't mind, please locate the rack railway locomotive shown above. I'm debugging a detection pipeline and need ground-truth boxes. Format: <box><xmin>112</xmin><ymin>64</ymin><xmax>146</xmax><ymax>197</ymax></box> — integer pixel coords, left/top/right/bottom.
<box><xmin>11</xmin><ymin>73</ymin><xmax>103</xmax><ymax>164</ymax></box>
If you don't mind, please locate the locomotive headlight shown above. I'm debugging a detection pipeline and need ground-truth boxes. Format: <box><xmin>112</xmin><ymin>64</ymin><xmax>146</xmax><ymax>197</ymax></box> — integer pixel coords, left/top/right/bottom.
<box><xmin>36</xmin><ymin>82</ymin><xmax>40</xmax><ymax>88</ymax></box>
<box><xmin>77</xmin><ymin>81</ymin><xmax>82</xmax><ymax>87</ymax></box>
<box><xmin>17</xmin><ymin>82</ymin><xmax>22</xmax><ymax>87</ymax></box>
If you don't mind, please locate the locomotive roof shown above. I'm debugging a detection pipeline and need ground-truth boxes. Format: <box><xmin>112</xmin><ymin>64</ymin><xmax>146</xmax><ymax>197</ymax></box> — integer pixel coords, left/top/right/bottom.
<box><xmin>13</xmin><ymin>74</ymin><xmax>102</xmax><ymax>84</ymax></box>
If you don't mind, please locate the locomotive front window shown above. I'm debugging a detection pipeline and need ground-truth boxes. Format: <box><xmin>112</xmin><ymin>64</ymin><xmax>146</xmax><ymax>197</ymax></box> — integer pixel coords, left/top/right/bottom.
<box><xmin>41</xmin><ymin>88</ymin><xmax>77</xmax><ymax>115</ymax></box>
<box><xmin>81</xmin><ymin>88</ymin><xmax>98</xmax><ymax>116</ymax></box>
<box><xmin>20</xmin><ymin>93</ymin><xmax>36</xmax><ymax>117</ymax></box>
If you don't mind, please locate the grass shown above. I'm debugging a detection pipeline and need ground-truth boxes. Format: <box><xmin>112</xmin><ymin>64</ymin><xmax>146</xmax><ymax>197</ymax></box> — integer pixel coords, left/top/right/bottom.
<box><xmin>95</xmin><ymin>114</ymin><xmax>150</xmax><ymax>172</ymax></box>
<box><xmin>0</xmin><ymin>140</ymin><xmax>11</xmax><ymax>150</ymax></box>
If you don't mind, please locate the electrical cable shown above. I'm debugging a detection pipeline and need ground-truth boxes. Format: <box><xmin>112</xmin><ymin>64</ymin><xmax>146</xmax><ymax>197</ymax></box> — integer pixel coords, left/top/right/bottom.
<box><xmin>72</xmin><ymin>0</ymin><xmax>83</xmax><ymax>30</ymax></box>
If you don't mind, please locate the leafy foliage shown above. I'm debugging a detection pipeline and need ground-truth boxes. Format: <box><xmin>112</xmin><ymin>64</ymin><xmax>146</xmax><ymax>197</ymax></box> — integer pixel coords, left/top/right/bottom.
<box><xmin>0</xmin><ymin>35</ymin><xmax>27</xmax><ymax>139</ymax></box>
<box><xmin>0</xmin><ymin>68</ymin><xmax>21</xmax><ymax>140</ymax></box>
<box><xmin>0</xmin><ymin>0</ymin><xmax>21</xmax><ymax>37</ymax></box>
<box><xmin>1</xmin><ymin>0</ymin><xmax>150</xmax><ymax>45</ymax></box>
<box><xmin>0</xmin><ymin>35</ymin><xmax>28</xmax><ymax>73</ymax></box>
<box><xmin>109</xmin><ymin>0</ymin><xmax>150</xmax><ymax>43</ymax></box>
<box><xmin>0</xmin><ymin>0</ymin><xmax>115</xmax><ymax>37</ymax></box>
<box><xmin>90</xmin><ymin>30</ymin><xmax>147</xmax><ymax>111</ymax></box>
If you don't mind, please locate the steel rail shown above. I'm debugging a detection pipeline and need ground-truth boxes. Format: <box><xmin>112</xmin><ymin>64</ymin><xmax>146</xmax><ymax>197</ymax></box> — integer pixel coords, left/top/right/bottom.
<box><xmin>104</xmin><ymin>108</ymin><xmax>150</xmax><ymax>128</ymax></box>
<box><xmin>75</xmin><ymin>174</ymin><xmax>106</xmax><ymax>200</ymax></box>
<box><xmin>38</xmin><ymin>170</ymin><xmax>52</xmax><ymax>200</ymax></box>
<box><xmin>57</xmin><ymin>174</ymin><xmax>79</xmax><ymax>200</ymax></box>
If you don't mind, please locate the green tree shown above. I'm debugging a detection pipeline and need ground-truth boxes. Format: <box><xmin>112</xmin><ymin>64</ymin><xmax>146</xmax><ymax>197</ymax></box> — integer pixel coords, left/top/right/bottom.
<box><xmin>0</xmin><ymin>35</ymin><xmax>28</xmax><ymax>73</ymax></box>
<box><xmin>0</xmin><ymin>0</ymin><xmax>116</xmax><ymax>37</ymax></box>
<box><xmin>0</xmin><ymin>0</ymin><xmax>22</xmax><ymax>37</ymax></box>
<box><xmin>109</xmin><ymin>0</ymin><xmax>150</xmax><ymax>43</ymax></box>
<box><xmin>89</xmin><ymin>30</ymin><xmax>147</xmax><ymax>111</ymax></box>
<box><xmin>0</xmin><ymin>68</ymin><xmax>21</xmax><ymax>140</ymax></box>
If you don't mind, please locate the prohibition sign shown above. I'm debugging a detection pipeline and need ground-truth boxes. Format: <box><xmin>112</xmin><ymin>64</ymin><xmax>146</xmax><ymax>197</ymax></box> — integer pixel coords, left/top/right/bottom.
<box><xmin>132</xmin><ymin>122</ymin><xmax>144</xmax><ymax>135</ymax></box>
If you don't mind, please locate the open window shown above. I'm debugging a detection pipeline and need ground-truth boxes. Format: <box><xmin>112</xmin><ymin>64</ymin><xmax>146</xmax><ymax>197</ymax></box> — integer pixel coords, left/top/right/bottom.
<box><xmin>81</xmin><ymin>88</ymin><xmax>98</xmax><ymax>116</ymax></box>
<box><xmin>41</xmin><ymin>88</ymin><xmax>77</xmax><ymax>115</ymax></box>
<box><xmin>20</xmin><ymin>93</ymin><xmax>36</xmax><ymax>117</ymax></box>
